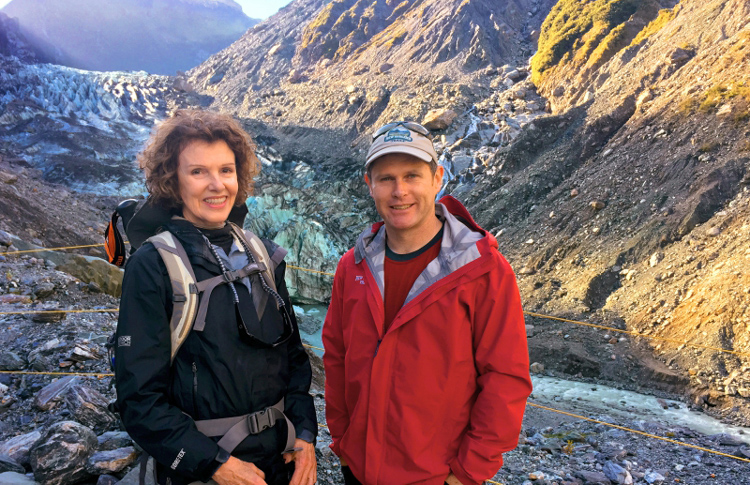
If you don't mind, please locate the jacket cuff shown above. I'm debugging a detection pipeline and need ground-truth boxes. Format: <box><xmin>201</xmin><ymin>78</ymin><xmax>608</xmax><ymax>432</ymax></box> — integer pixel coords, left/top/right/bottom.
<box><xmin>197</xmin><ymin>446</ymin><xmax>227</xmax><ymax>482</ymax></box>
<box><xmin>448</xmin><ymin>458</ymin><xmax>481</xmax><ymax>485</ymax></box>
<box><xmin>297</xmin><ymin>428</ymin><xmax>316</xmax><ymax>444</ymax></box>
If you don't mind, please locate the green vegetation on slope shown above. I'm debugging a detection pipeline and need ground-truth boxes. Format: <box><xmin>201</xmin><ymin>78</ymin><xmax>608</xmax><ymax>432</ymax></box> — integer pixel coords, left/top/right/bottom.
<box><xmin>629</xmin><ymin>4</ymin><xmax>680</xmax><ymax>47</ymax></box>
<box><xmin>531</xmin><ymin>0</ymin><xmax>641</xmax><ymax>84</ymax></box>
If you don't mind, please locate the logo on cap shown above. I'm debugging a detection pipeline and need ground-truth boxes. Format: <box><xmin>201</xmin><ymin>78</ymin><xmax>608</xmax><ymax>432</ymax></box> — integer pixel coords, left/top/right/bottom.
<box><xmin>384</xmin><ymin>127</ymin><xmax>413</xmax><ymax>143</ymax></box>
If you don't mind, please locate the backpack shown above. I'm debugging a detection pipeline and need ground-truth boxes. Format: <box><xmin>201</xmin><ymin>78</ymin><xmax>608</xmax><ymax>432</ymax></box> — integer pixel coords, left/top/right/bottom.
<box><xmin>104</xmin><ymin>198</ymin><xmax>297</xmax><ymax>465</ymax></box>
<box><xmin>104</xmin><ymin>197</ymin><xmax>284</xmax><ymax>364</ymax></box>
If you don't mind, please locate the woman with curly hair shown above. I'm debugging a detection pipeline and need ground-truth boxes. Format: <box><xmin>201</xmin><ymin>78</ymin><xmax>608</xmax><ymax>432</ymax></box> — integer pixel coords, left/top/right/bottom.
<box><xmin>115</xmin><ymin>109</ymin><xmax>317</xmax><ymax>485</ymax></box>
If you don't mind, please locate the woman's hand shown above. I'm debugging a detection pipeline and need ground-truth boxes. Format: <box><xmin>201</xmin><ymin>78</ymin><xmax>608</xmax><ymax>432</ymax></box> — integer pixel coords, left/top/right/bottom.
<box><xmin>283</xmin><ymin>438</ymin><xmax>317</xmax><ymax>485</ymax></box>
<box><xmin>213</xmin><ymin>456</ymin><xmax>267</xmax><ymax>485</ymax></box>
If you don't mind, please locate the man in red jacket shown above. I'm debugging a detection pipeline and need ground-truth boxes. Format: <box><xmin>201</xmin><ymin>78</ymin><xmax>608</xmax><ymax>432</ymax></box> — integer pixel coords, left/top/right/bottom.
<box><xmin>322</xmin><ymin>121</ymin><xmax>532</xmax><ymax>485</ymax></box>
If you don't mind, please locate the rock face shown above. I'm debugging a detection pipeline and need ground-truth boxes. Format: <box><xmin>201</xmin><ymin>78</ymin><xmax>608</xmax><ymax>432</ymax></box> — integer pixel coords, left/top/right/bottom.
<box><xmin>29</xmin><ymin>421</ymin><xmax>97</xmax><ymax>485</ymax></box>
<box><xmin>0</xmin><ymin>12</ymin><xmax>46</xmax><ymax>63</ymax></box>
<box><xmin>189</xmin><ymin>0</ymin><xmax>556</xmax><ymax>141</ymax></box>
<box><xmin>1</xmin><ymin>0</ymin><xmax>258</xmax><ymax>74</ymax></box>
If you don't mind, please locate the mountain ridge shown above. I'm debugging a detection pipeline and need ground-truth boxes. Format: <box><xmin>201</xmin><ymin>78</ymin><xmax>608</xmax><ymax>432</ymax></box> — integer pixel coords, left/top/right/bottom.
<box><xmin>1</xmin><ymin>0</ymin><xmax>259</xmax><ymax>74</ymax></box>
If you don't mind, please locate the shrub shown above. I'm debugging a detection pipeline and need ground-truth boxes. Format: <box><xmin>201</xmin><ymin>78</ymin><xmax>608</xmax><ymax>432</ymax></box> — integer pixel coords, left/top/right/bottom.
<box><xmin>630</xmin><ymin>6</ymin><xmax>679</xmax><ymax>47</ymax></box>
<box><xmin>531</xmin><ymin>0</ymin><xmax>641</xmax><ymax>84</ymax></box>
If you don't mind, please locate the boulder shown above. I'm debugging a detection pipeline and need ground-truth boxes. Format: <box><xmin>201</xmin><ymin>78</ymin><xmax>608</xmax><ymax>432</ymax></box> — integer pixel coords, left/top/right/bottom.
<box><xmin>56</xmin><ymin>255</ymin><xmax>124</xmax><ymax>297</ymax></box>
<box><xmin>603</xmin><ymin>461</ymin><xmax>632</xmax><ymax>484</ymax></box>
<box><xmin>576</xmin><ymin>470</ymin><xmax>612</xmax><ymax>484</ymax></box>
<box><xmin>0</xmin><ymin>430</ymin><xmax>42</xmax><ymax>466</ymax></box>
<box><xmin>668</xmin><ymin>47</ymin><xmax>692</xmax><ymax>65</ymax></box>
<box><xmin>96</xmin><ymin>475</ymin><xmax>119</xmax><ymax>485</ymax></box>
<box><xmin>63</xmin><ymin>385</ymin><xmax>117</xmax><ymax>434</ymax></box>
<box><xmin>0</xmin><ymin>454</ymin><xmax>25</xmax><ymax>474</ymax></box>
<box><xmin>377</xmin><ymin>63</ymin><xmax>393</xmax><ymax>73</ymax></box>
<box><xmin>35</xmin><ymin>376</ymin><xmax>80</xmax><ymax>411</ymax></box>
<box><xmin>86</xmin><ymin>447</ymin><xmax>138</xmax><ymax>475</ymax></box>
<box><xmin>637</xmin><ymin>90</ymin><xmax>653</xmax><ymax>108</ymax></box>
<box><xmin>29</xmin><ymin>421</ymin><xmax>97</xmax><ymax>485</ymax></box>
<box><xmin>506</xmin><ymin>69</ymin><xmax>522</xmax><ymax>81</ymax></box>
<box><xmin>0</xmin><ymin>230</ymin><xmax>11</xmax><ymax>247</ymax></box>
<box><xmin>422</xmin><ymin>109</ymin><xmax>457</xmax><ymax>130</ymax></box>
<box><xmin>0</xmin><ymin>352</ymin><xmax>25</xmax><ymax>371</ymax></box>
<box><xmin>97</xmin><ymin>431</ymin><xmax>133</xmax><ymax>451</ymax></box>
<box><xmin>553</xmin><ymin>86</ymin><xmax>565</xmax><ymax>97</ymax></box>
<box><xmin>0</xmin><ymin>472</ymin><xmax>38</xmax><ymax>484</ymax></box>
<box><xmin>66</xmin><ymin>343</ymin><xmax>102</xmax><ymax>363</ymax></box>
<box><xmin>30</xmin><ymin>306</ymin><xmax>66</xmax><ymax>324</ymax></box>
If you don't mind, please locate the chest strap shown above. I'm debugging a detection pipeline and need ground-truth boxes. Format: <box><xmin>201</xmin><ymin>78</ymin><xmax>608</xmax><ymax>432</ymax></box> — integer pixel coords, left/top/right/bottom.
<box><xmin>193</xmin><ymin>398</ymin><xmax>296</xmax><ymax>454</ymax></box>
<box><xmin>192</xmin><ymin>261</ymin><xmax>267</xmax><ymax>332</ymax></box>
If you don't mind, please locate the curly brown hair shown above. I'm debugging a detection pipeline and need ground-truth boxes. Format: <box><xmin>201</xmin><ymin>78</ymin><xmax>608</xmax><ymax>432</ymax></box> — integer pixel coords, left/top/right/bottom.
<box><xmin>138</xmin><ymin>109</ymin><xmax>259</xmax><ymax>209</ymax></box>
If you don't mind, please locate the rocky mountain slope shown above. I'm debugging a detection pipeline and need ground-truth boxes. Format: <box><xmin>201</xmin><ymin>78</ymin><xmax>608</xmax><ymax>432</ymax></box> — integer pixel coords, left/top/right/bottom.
<box><xmin>460</xmin><ymin>0</ymin><xmax>750</xmax><ymax>422</ymax></box>
<box><xmin>188</xmin><ymin>0</ymin><xmax>555</xmax><ymax>158</ymax></box>
<box><xmin>1</xmin><ymin>0</ymin><xmax>259</xmax><ymax>74</ymax></box>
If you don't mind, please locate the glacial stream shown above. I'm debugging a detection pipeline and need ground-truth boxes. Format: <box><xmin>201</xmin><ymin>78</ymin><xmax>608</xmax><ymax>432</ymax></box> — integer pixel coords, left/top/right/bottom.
<box><xmin>295</xmin><ymin>306</ymin><xmax>750</xmax><ymax>444</ymax></box>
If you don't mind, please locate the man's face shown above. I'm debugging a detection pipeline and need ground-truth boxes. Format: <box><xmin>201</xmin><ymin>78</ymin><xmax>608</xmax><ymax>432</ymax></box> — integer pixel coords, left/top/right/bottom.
<box><xmin>365</xmin><ymin>153</ymin><xmax>444</xmax><ymax>240</ymax></box>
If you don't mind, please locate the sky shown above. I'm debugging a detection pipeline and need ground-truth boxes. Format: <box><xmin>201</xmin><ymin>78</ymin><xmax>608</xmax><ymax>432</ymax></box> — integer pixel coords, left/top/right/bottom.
<box><xmin>233</xmin><ymin>0</ymin><xmax>293</xmax><ymax>19</ymax></box>
<box><xmin>0</xmin><ymin>0</ymin><xmax>294</xmax><ymax>19</ymax></box>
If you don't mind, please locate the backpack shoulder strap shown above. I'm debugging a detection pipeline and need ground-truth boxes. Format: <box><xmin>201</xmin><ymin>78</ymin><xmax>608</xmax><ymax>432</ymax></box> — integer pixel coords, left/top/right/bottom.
<box><xmin>228</xmin><ymin>223</ymin><xmax>287</xmax><ymax>320</ymax></box>
<box><xmin>228</xmin><ymin>223</ymin><xmax>282</xmax><ymax>290</ymax></box>
<box><xmin>146</xmin><ymin>231</ymin><xmax>199</xmax><ymax>364</ymax></box>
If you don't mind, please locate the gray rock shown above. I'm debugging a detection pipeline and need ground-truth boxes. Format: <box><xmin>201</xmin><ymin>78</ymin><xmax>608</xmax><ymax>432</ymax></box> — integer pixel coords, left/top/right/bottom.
<box><xmin>34</xmin><ymin>376</ymin><xmax>80</xmax><ymax>411</ymax></box>
<box><xmin>67</xmin><ymin>343</ymin><xmax>102</xmax><ymax>363</ymax></box>
<box><xmin>668</xmin><ymin>47</ymin><xmax>692</xmax><ymax>65</ymax></box>
<box><xmin>30</xmin><ymin>306</ymin><xmax>67</xmax><ymax>324</ymax></box>
<box><xmin>33</xmin><ymin>282</ymin><xmax>56</xmax><ymax>299</ymax></box>
<box><xmin>63</xmin><ymin>385</ymin><xmax>117</xmax><ymax>434</ymax></box>
<box><xmin>422</xmin><ymin>109</ymin><xmax>457</xmax><ymax>130</ymax></box>
<box><xmin>29</xmin><ymin>421</ymin><xmax>97</xmax><ymax>485</ymax></box>
<box><xmin>97</xmin><ymin>431</ymin><xmax>133</xmax><ymax>451</ymax></box>
<box><xmin>0</xmin><ymin>453</ymin><xmax>25</xmax><ymax>474</ymax></box>
<box><xmin>603</xmin><ymin>461</ymin><xmax>632</xmax><ymax>484</ymax></box>
<box><xmin>0</xmin><ymin>352</ymin><xmax>25</xmax><ymax>371</ymax></box>
<box><xmin>506</xmin><ymin>69</ymin><xmax>522</xmax><ymax>80</ymax></box>
<box><xmin>85</xmin><ymin>446</ymin><xmax>138</xmax><ymax>474</ymax></box>
<box><xmin>0</xmin><ymin>471</ymin><xmax>38</xmax><ymax>484</ymax></box>
<box><xmin>0</xmin><ymin>430</ymin><xmax>42</xmax><ymax>466</ymax></box>
<box><xmin>576</xmin><ymin>470</ymin><xmax>611</xmax><ymax>484</ymax></box>
<box><xmin>644</xmin><ymin>471</ymin><xmax>665</xmax><ymax>484</ymax></box>
<box><xmin>0</xmin><ymin>230</ymin><xmax>12</xmax><ymax>247</ymax></box>
<box><xmin>707</xmin><ymin>433</ymin><xmax>744</xmax><ymax>446</ymax></box>
<box><xmin>377</xmin><ymin>63</ymin><xmax>393</xmax><ymax>73</ymax></box>
<box><xmin>96</xmin><ymin>475</ymin><xmax>119</xmax><ymax>485</ymax></box>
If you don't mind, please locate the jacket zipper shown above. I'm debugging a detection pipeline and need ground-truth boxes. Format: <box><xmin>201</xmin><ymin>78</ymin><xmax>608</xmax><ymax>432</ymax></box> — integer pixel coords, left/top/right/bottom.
<box><xmin>192</xmin><ymin>362</ymin><xmax>198</xmax><ymax>415</ymax></box>
<box><xmin>374</xmin><ymin>339</ymin><xmax>382</xmax><ymax>357</ymax></box>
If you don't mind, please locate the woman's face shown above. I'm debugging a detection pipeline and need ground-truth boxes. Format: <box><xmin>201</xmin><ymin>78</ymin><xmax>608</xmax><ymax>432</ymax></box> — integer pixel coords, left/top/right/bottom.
<box><xmin>177</xmin><ymin>139</ymin><xmax>238</xmax><ymax>228</ymax></box>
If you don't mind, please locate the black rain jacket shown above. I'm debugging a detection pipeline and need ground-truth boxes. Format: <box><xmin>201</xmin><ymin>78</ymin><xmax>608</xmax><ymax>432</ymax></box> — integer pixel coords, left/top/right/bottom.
<box><xmin>115</xmin><ymin>219</ymin><xmax>316</xmax><ymax>484</ymax></box>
